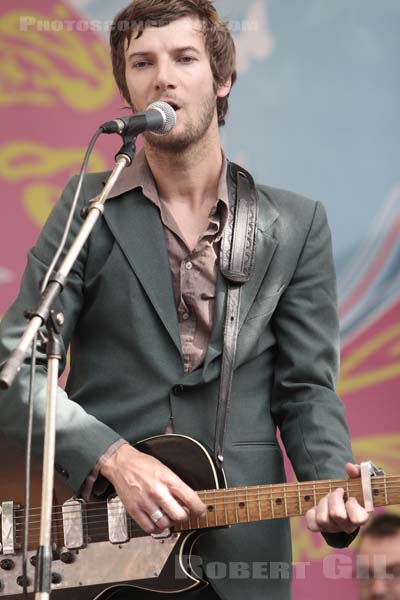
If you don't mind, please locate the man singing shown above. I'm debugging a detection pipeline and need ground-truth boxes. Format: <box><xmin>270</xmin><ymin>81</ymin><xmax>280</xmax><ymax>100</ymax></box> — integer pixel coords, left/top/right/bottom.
<box><xmin>0</xmin><ymin>1</ymin><xmax>369</xmax><ymax>598</ymax></box>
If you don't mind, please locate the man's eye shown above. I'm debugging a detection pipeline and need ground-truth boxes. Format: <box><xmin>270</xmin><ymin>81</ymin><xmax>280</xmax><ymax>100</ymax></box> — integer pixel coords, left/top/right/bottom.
<box><xmin>133</xmin><ymin>61</ymin><xmax>150</xmax><ymax>69</ymax></box>
<box><xmin>178</xmin><ymin>56</ymin><xmax>195</xmax><ymax>63</ymax></box>
<box><xmin>387</xmin><ymin>564</ymin><xmax>400</xmax><ymax>579</ymax></box>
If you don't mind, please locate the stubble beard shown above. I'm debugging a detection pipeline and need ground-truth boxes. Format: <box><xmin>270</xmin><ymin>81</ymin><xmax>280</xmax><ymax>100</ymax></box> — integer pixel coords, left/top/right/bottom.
<box><xmin>142</xmin><ymin>91</ymin><xmax>217</xmax><ymax>154</ymax></box>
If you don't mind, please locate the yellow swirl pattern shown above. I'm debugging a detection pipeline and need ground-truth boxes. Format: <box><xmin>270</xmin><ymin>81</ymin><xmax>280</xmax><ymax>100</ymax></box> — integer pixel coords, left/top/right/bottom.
<box><xmin>0</xmin><ymin>140</ymin><xmax>107</xmax><ymax>227</ymax></box>
<box><xmin>22</xmin><ymin>183</ymin><xmax>63</xmax><ymax>228</ymax></box>
<box><xmin>353</xmin><ymin>433</ymin><xmax>400</xmax><ymax>476</ymax></box>
<box><xmin>291</xmin><ymin>433</ymin><xmax>400</xmax><ymax>561</ymax></box>
<box><xmin>0</xmin><ymin>4</ymin><xmax>116</xmax><ymax>110</ymax></box>
<box><xmin>338</xmin><ymin>323</ymin><xmax>400</xmax><ymax>395</ymax></box>
<box><xmin>0</xmin><ymin>141</ymin><xmax>106</xmax><ymax>180</ymax></box>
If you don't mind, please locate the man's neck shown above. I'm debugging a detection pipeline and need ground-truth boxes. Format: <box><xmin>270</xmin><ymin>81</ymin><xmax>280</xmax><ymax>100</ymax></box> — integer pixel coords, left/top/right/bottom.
<box><xmin>143</xmin><ymin>134</ymin><xmax>223</xmax><ymax>212</ymax></box>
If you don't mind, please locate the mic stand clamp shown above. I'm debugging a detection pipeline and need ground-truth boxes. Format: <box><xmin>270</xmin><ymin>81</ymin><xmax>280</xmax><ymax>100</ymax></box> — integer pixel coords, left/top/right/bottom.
<box><xmin>115</xmin><ymin>130</ymin><xmax>137</xmax><ymax>164</ymax></box>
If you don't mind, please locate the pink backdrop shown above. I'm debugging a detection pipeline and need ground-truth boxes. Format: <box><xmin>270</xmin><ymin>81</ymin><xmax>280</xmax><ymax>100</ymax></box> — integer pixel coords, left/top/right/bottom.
<box><xmin>0</xmin><ymin>2</ymin><xmax>399</xmax><ymax>599</ymax></box>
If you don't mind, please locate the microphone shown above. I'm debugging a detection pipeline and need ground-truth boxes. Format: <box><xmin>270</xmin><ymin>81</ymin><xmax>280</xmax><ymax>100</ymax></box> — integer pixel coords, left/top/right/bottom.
<box><xmin>100</xmin><ymin>101</ymin><xmax>176</xmax><ymax>136</ymax></box>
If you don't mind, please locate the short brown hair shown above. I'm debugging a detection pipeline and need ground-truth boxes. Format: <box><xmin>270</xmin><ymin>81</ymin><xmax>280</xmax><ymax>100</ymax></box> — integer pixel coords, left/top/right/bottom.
<box><xmin>361</xmin><ymin>513</ymin><xmax>400</xmax><ymax>539</ymax></box>
<box><xmin>110</xmin><ymin>0</ymin><xmax>237</xmax><ymax>126</ymax></box>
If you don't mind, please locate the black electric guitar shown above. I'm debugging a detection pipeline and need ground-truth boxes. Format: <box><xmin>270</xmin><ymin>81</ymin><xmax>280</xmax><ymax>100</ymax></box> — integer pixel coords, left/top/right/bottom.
<box><xmin>0</xmin><ymin>434</ymin><xmax>399</xmax><ymax>599</ymax></box>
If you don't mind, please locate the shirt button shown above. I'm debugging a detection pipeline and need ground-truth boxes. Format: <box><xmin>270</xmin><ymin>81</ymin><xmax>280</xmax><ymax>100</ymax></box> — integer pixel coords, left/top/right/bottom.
<box><xmin>185</xmin><ymin>261</ymin><xmax>193</xmax><ymax>270</ymax></box>
<box><xmin>182</xmin><ymin>312</ymin><xmax>190</xmax><ymax>321</ymax></box>
<box><xmin>173</xmin><ymin>385</ymin><xmax>184</xmax><ymax>395</ymax></box>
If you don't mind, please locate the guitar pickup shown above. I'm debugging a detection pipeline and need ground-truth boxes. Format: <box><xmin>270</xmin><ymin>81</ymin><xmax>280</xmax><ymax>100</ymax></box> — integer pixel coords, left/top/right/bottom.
<box><xmin>62</xmin><ymin>498</ymin><xmax>86</xmax><ymax>549</ymax></box>
<box><xmin>107</xmin><ymin>496</ymin><xmax>128</xmax><ymax>544</ymax></box>
<box><xmin>1</xmin><ymin>501</ymin><xmax>15</xmax><ymax>555</ymax></box>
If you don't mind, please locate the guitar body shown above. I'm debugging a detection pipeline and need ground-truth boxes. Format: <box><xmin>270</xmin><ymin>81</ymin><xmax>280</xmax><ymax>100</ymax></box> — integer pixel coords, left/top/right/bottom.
<box><xmin>2</xmin><ymin>433</ymin><xmax>396</xmax><ymax>599</ymax></box>
<box><xmin>0</xmin><ymin>434</ymin><xmax>226</xmax><ymax>599</ymax></box>
<box><xmin>103</xmin><ymin>435</ymin><xmax>226</xmax><ymax>598</ymax></box>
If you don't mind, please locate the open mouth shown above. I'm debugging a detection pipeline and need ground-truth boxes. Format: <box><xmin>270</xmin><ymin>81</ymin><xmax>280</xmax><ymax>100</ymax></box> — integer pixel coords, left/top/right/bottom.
<box><xmin>164</xmin><ymin>101</ymin><xmax>180</xmax><ymax>111</ymax></box>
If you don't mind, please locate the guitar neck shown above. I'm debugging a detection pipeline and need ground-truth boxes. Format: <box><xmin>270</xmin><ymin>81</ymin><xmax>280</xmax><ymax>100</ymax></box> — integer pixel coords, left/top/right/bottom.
<box><xmin>11</xmin><ymin>475</ymin><xmax>400</xmax><ymax>549</ymax></box>
<box><xmin>175</xmin><ymin>475</ymin><xmax>400</xmax><ymax>531</ymax></box>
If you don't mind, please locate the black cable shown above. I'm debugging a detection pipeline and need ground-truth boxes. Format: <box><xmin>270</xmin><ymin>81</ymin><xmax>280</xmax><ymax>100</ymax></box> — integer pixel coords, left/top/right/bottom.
<box><xmin>40</xmin><ymin>128</ymin><xmax>103</xmax><ymax>294</ymax></box>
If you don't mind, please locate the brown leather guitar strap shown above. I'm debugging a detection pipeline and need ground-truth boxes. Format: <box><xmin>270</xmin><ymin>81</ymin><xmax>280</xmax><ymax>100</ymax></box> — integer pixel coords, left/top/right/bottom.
<box><xmin>214</xmin><ymin>162</ymin><xmax>258</xmax><ymax>467</ymax></box>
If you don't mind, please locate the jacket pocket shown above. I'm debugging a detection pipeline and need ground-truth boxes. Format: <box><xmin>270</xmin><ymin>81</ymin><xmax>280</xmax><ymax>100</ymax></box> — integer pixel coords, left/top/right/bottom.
<box><xmin>231</xmin><ymin>440</ymin><xmax>279</xmax><ymax>447</ymax></box>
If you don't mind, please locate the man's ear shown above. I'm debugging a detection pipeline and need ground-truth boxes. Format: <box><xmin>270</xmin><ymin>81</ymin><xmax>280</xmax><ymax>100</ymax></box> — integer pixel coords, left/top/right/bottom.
<box><xmin>217</xmin><ymin>77</ymin><xmax>232</xmax><ymax>99</ymax></box>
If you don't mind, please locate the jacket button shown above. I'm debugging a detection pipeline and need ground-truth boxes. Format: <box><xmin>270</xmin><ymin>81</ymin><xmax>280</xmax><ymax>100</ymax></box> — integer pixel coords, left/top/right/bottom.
<box><xmin>173</xmin><ymin>385</ymin><xmax>184</xmax><ymax>396</ymax></box>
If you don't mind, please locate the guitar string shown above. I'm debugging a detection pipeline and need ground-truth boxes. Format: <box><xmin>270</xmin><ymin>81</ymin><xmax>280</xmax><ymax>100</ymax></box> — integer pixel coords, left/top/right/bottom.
<box><xmin>15</xmin><ymin>484</ymin><xmax>400</xmax><ymax>540</ymax></box>
<box><xmin>10</xmin><ymin>488</ymin><xmax>398</xmax><ymax>533</ymax></box>
<box><xmin>13</xmin><ymin>487</ymin><xmax>400</xmax><ymax>538</ymax></box>
<box><xmin>11</xmin><ymin>477</ymin><xmax>400</xmax><ymax>525</ymax></box>
<box><xmin>14</xmin><ymin>503</ymin><xmax>371</xmax><ymax>542</ymax></box>
<box><xmin>14</xmin><ymin>481</ymin><xmax>397</xmax><ymax>529</ymax></box>
<box><xmin>10</xmin><ymin>475</ymin><xmax>400</xmax><ymax>516</ymax></box>
<box><xmin>13</xmin><ymin>495</ymin><xmax>394</xmax><ymax>545</ymax></box>
<box><xmin>12</xmin><ymin>488</ymin><xmax>400</xmax><ymax>533</ymax></box>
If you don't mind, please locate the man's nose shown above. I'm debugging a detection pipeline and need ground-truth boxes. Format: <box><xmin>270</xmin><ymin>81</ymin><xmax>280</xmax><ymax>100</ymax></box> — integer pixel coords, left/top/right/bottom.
<box><xmin>369</xmin><ymin>575</ymin><xmax>390</xmax><ymax>598</ymax></box>
<box><xmin>154</xmin><ymin>61</ymin><xmax>177</xmax><ymax>91</ymax></box>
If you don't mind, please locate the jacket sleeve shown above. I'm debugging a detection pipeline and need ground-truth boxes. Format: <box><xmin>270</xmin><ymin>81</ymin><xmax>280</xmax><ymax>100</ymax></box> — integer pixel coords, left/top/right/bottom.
<box><xmin>270</xmin><ymin>200</ymin><xmax>357</xmax><ymax>548</ymax></box>
<box><xmin>0</xmin><ymin>176</ymin><xmax>122</xmax><ymax>494</ymax></box>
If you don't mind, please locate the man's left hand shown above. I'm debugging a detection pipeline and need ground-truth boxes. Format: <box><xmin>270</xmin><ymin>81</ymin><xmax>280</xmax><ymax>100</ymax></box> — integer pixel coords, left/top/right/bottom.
<box><xmin>305</xmin><ymin>463</ymin><xmax>369</xmax><ymax>534</ymax></box>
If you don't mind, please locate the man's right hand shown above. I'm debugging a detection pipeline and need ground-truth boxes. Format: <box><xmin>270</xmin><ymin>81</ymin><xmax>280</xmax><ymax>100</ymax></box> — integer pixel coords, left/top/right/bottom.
<box><xmin>99</xmin><ymin>443</ymin><xmax>206</xmax><ymax>534</ymax></box>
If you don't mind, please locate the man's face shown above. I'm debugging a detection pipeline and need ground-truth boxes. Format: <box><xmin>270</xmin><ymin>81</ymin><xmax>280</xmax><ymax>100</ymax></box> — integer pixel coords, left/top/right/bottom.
<box><xmin>357</xmin><ymin>533</ymin><xmax>400</xmax><ymax>600</ymax></box>
<box><xmin>123</xmin><ymin>16</ymin><xmax>231</xmax><ymax>151</ymax></box>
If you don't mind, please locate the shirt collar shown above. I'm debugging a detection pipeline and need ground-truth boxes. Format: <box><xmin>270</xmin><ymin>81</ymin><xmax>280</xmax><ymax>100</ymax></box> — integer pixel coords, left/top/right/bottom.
<box><xmin>105</xmin><ymin>148</ymin><xmax>230</xmax><ymax>215</ymax></box>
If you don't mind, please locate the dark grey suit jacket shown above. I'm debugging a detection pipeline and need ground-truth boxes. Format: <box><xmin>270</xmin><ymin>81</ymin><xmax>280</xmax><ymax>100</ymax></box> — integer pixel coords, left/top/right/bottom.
<box><xmin>0</xmin><ymin>162</ymin><xmax>356</xmax><ymax>599</ymax></box>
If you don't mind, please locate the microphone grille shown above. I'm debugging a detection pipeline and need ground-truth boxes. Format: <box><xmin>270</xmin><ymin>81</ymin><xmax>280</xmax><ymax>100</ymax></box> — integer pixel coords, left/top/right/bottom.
<box><xmin>147</xmin><ymin>101</ymin><xmax>177</xmax><ymax>135</ymax></box>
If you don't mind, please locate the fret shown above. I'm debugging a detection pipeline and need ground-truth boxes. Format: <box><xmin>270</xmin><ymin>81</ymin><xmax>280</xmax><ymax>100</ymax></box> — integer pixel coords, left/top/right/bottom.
<box><xmin>283</xmin><ymin>485</ymin><xmax>288</xmax><ymax>517</ymax></box>
<box><xmin>257</xmin><ymin>486</ymin><xmax>262</xmax><ymax>521</ymax></box>
<box><xmin>204</xmin><ymin>491</ymin><xmax>209</xmax><ymax>528</ymax></box>
<box><xmin>328</xmin><ymin>480</ymin><xmax>332</xmax><ymax>494</ymax></box>
<box><xmin>270</xmin><ymin>485</ymin><xmax>275</xmax><ymax>518</ymax></box>
<box><xmin>312</xmin><ymin>481</ymin><xmax>317</xmax><ymax>506</ymax></box>
<box><xmin>223</xmin><ymin>489</ymin><xmax>228</xmax><ymax>526</ymax></box>
<box><xmin>234</xmin><ymin>488</ymin><xmax>239</xmax><ymax>524</ymax></box>
<box><xmin>345</xmin><ymin>479</ymin><xmax>350</xmax><ymax>502</ymax></box>
<box><xmin>246</xmin><ymin>487</ymin><xmax>250</xmax><ymax>522</ymax></box>
<box><xmin>214</xmin><ymin>492</ymin><xmax>218</xmax><ymax>527</ymax></box>
<box><xmin>383</xmin><ymin>476</ymin><xmax>388</xmax><ymax>505</ymax></box>
<box><xmin>297</xmin><ymin>482</ymin><xmax>302</xmax><ymax>516</ymax></box>
<box><xmin>225</xmin><ymin>488</ymin><xmax>235</xmax><ymax>526</ymax></box>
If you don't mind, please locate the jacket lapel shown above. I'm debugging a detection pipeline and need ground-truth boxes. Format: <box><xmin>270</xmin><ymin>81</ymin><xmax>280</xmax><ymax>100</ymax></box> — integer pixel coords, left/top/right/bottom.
<box><xmin>91</xmin><ymin>158</ymin><xmax>280</xmax><ymax>367</ymax></box>
<box><xmin>102</xmin><ymin>188</ymin><xmax>182</xmax><ymax>355</ymax></box>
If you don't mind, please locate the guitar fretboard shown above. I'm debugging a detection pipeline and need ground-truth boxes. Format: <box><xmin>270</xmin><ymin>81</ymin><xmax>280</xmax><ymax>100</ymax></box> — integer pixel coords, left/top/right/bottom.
<box><xmin>10</xmin><ymin>475</ymin><xmax>400</xmax><ymax>549</ymax></box>
<box><xmin>174</xmin><ymin>475</ymin><xmax>400</xmax><ymax>531</ymax></box>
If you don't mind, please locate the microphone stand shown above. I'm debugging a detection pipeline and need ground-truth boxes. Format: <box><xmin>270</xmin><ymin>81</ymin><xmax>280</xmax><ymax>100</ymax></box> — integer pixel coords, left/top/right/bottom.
<box><xmin>0</xmin><ymin>133</ymin><xmax>137</xmax><ymax>599</ymax></box>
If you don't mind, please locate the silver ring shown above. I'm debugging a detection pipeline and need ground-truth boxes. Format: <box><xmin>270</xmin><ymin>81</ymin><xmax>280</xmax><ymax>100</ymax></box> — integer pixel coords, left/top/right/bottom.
<box><xmin>150</xmin><ymin>509</ymin><xmax>164</xmax><ymax>523</ymax></box>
